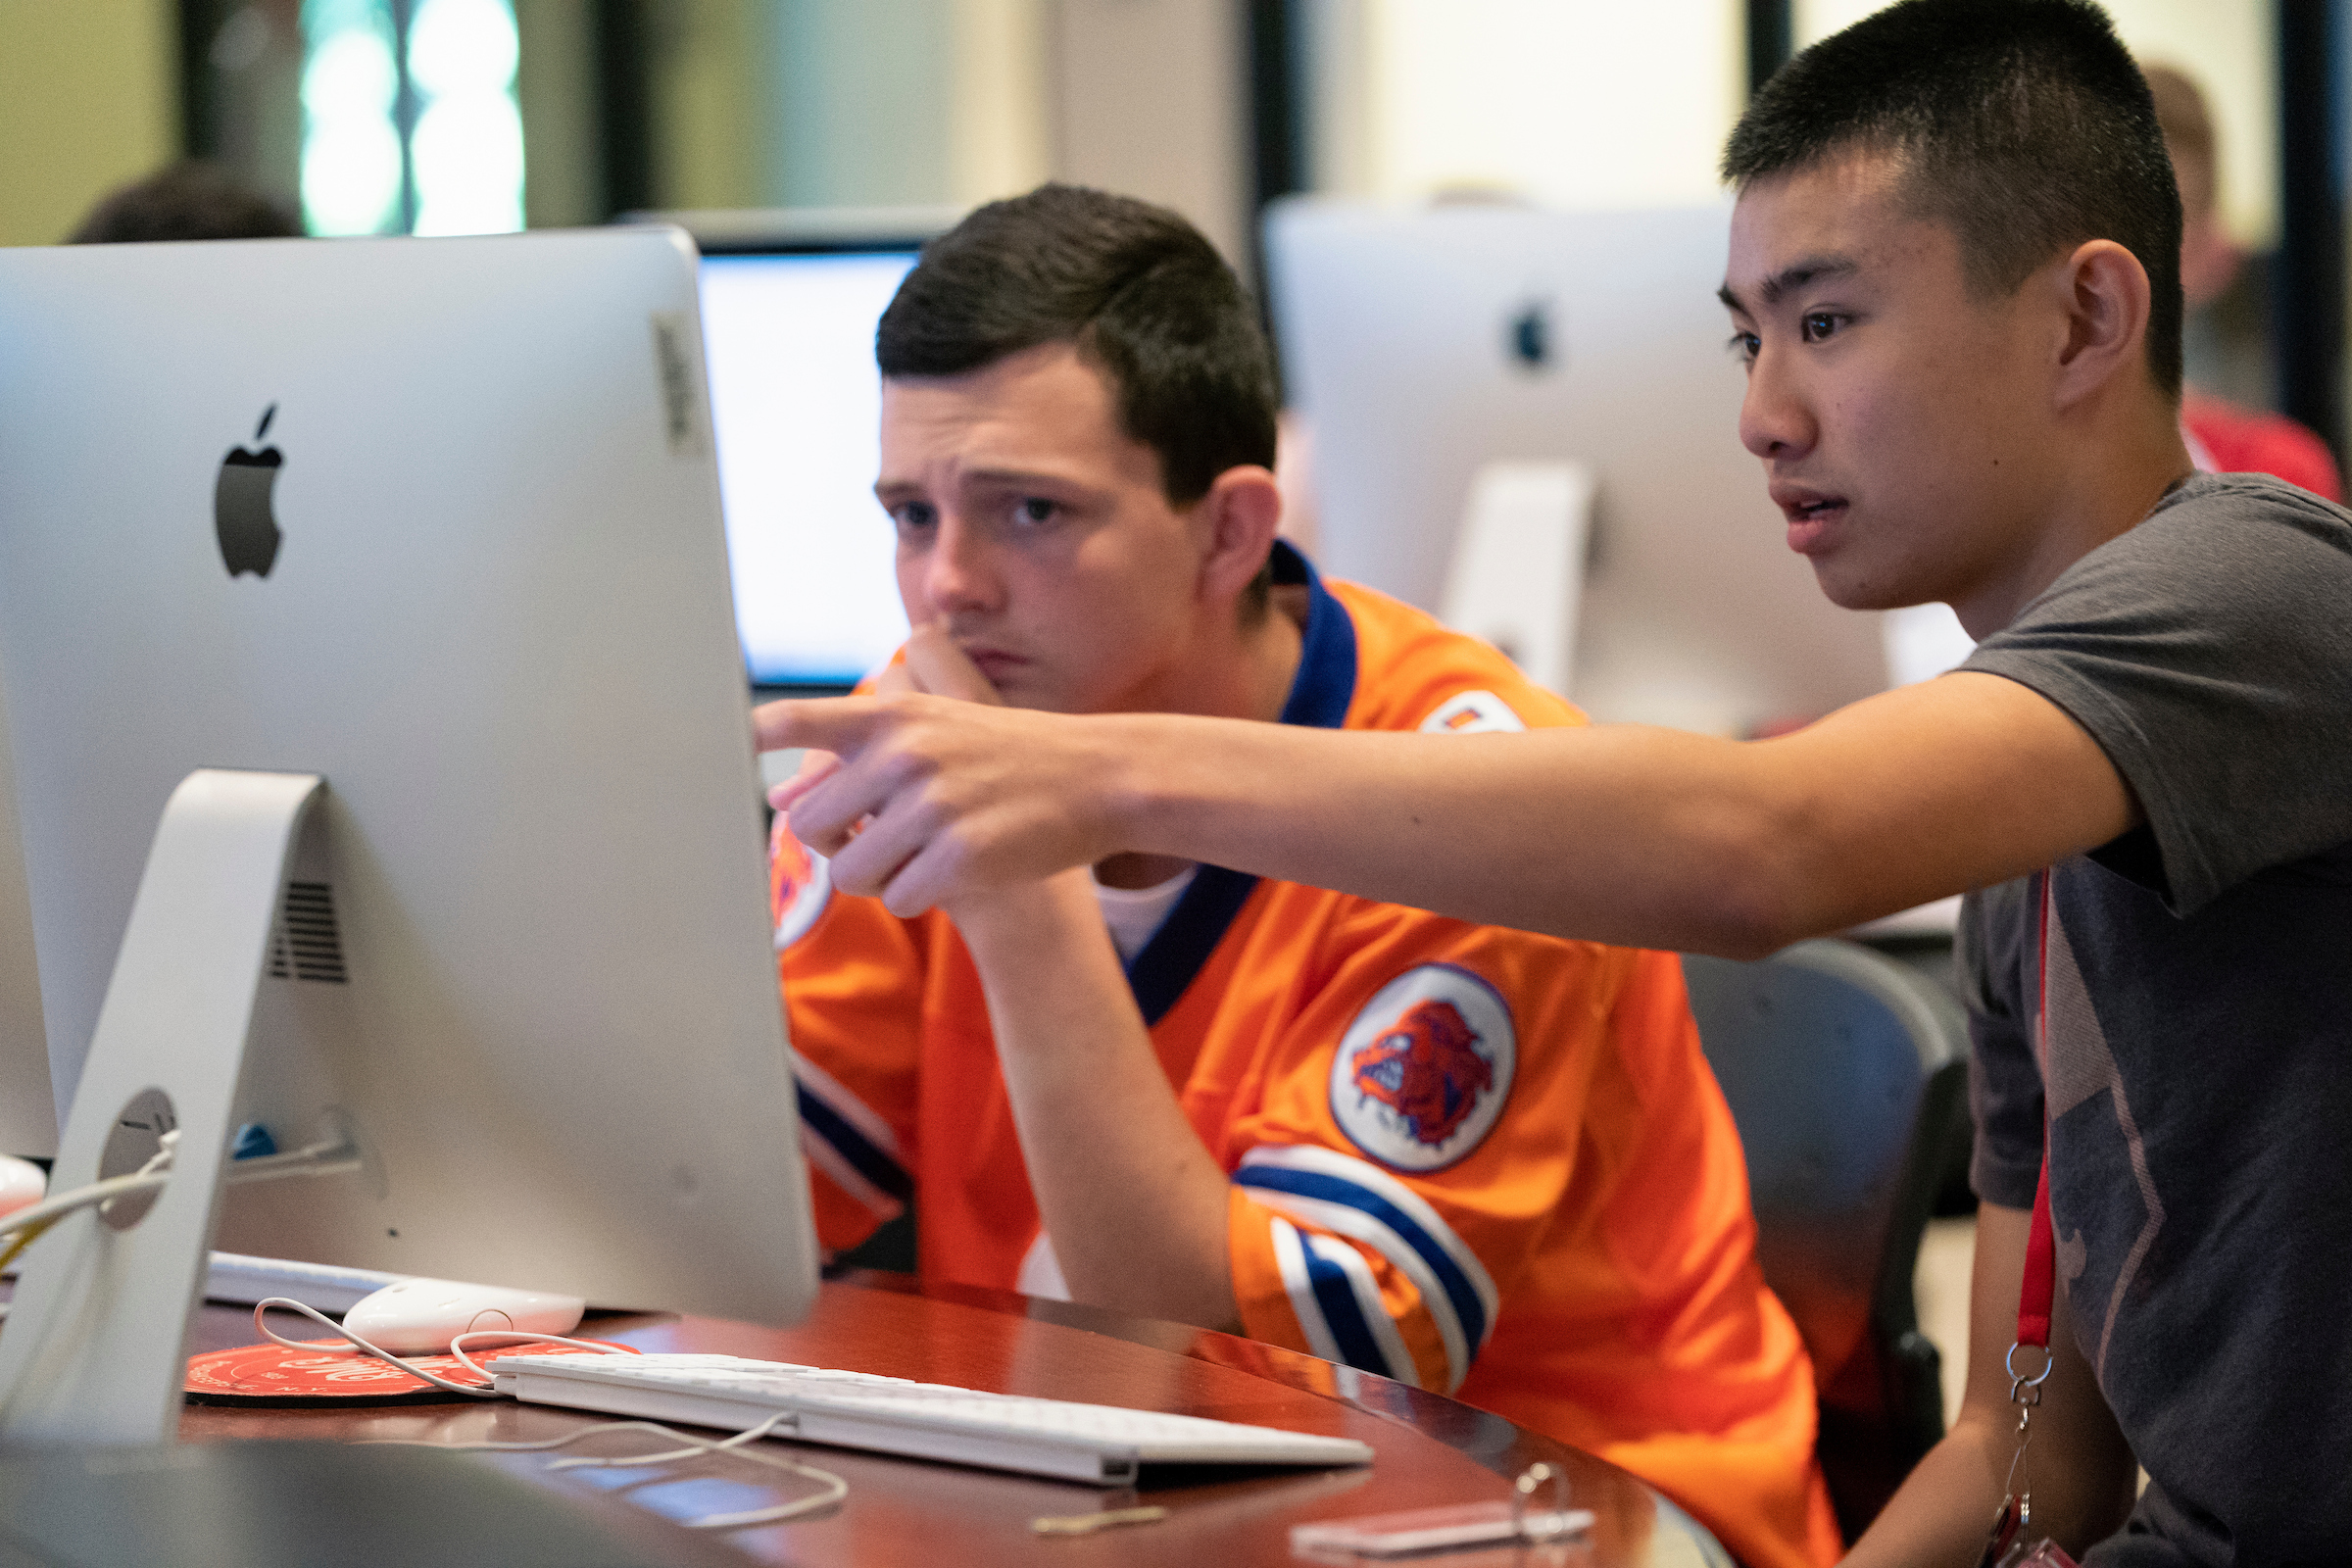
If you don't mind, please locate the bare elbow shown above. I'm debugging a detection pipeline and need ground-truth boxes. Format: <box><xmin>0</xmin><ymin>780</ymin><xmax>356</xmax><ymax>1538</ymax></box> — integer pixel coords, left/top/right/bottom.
<box><xmin>1690</xmin><ymin>887</ymin><xmax>1801</xmax><ymax>960</ymax></box>
<box><xmin>1678</xmin><ymin>813</ymin><xmax>1811</xmax><ymax>960</ymax></box>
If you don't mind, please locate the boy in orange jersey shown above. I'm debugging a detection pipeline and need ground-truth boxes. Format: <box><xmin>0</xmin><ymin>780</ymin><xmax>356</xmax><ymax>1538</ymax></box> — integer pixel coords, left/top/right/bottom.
<box><xmin>767</xmin><ymin>184</ymin><xmax>1839</xmax><ymax>1568</ymax></box>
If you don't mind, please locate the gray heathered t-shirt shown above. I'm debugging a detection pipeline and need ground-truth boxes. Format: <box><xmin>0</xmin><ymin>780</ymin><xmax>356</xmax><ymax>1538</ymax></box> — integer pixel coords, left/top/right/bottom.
<box><xmin>1956</xmin><ymin>472</ymin><xmax>2352</xmax><ymax>1564</ymax></box>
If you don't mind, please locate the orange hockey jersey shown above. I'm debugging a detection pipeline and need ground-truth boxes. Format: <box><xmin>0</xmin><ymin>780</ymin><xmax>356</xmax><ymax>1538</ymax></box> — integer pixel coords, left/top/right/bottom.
<box><xmin>773</xmin><ymin>543</ymin><xmax>1838</xmax><ymax>1568</ymax></box>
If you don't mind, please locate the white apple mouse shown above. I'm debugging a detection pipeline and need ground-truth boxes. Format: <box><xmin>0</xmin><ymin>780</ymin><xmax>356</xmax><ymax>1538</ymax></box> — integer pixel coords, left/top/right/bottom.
<box><xmin>336</xmin><ymin>1276</ymin><xmax>586</xmax><ymax>1354</ymax></box>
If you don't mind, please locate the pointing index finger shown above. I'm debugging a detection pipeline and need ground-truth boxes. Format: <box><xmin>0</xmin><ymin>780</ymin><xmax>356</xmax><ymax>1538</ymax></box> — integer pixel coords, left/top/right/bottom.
<box><xmin>752</xmin><ymin>695</ymin><xmax>886</xmax><ymax>757</ymax></box>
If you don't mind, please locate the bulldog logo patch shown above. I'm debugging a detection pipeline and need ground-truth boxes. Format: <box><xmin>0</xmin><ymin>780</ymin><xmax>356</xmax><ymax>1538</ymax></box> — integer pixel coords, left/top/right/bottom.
<box><xmin>1329</xmin><ymin>965</ymin><xmax>1515</xmax><ymax>1171</ymax></box>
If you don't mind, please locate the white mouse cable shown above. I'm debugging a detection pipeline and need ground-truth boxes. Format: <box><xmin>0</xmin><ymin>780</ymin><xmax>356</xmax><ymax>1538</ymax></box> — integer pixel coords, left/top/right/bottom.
<box><xmin>342</xmin><ymin>1331</ymin><xmax>853</xmax><ymax>1531</ymax></box>
<box><xmin>2</xmin><ymin>1131</ymin><xmax>362</xmax><ymax>1285</ymax></box>
<box><xmin>250</xmin><ymin>1298</ymin><xmax>630</xmax><ymax>1398</ymax></box>
<box><xmin>362</xmin><ymin>1415</ymin><xmax>850</xmax><ymax>1530</ymax></box>
<box><xmin>0</xmin><ymin>1129</ymin><xmax>182</xmax><ymax>1283</ymax></box>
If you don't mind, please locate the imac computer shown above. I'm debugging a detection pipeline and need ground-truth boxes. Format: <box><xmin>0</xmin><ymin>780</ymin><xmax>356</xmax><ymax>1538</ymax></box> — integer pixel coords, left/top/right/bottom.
<box><xmin>0</xmin><ymin>688</ymin><xmax>53</xmax><ymax>1160</ymax></box>
<box><xmin>0</xmin><ymin>228</ymin><xmax>819</xmax><ymax>1444</ymax></box>
<box><xmin>1263</xmin><ymin>199</ymin><xmax>1892</xmax><ymax>736</ymax></box>
<box><xmin>685</xmin><ymin>215</ymin><xmax>947</xmax><ymax>692</ymax></box>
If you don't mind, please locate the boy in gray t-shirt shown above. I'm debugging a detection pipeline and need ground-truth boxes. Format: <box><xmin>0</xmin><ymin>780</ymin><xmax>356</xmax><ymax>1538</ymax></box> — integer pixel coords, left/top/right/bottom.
<box><xmin>1961</xmin><ymin>472</ymin><xmax>2352</xmax><ymax>1562</ymax></box>
<box><xmin>760</xmin><ymin>5</ymin><xmax>2348</xmax><ymax>1560</ymax></box>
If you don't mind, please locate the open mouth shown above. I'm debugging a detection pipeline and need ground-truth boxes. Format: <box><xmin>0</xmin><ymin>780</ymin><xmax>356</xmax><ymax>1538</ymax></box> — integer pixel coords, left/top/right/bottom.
<box><xmin>1781</xmin><ymin>496</ymin><xmax>1846</xmax><ymax>555</ymax></box>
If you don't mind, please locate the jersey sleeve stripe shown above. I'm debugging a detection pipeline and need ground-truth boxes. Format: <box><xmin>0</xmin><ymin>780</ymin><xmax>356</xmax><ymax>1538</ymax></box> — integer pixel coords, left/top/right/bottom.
<box><xmin>1240</xmin><ymin>1145</ymin><xmax>1499</xmax><ymax>1319</ymax></box>
<box><xmin>1237</xmin><ymin>1147</ymin><xmax>1498</xmax><ymax>1359</ymax></box>
<box><xmin>1302</xmin><ymin>1234</ymin><xmax>1422</xmax><ymax>1387</ymax></box>
<box><xmin>790</xmin><ymin>1050</ymin><xmax>906</xmax><ymax>1157</ymax></box>
<box><xmin>801</xmin><ymin>1126</ymin><xmax>906</xmax><ymax>1222</ymax></box>
<box><xmin>1238</xmin><ymin>1181</ymin><xmax>1469</xmax><ymax>1391</ymax></box>
<box><xmin>795</xmin><ymin>1083</ymin><xmax>913</xmax><ymax>1207</ymax></box>
<box><xmin>1267</xmin><ymin>1217</ymin><xmax>1346</xmax><ymax>1366</ymax></box>
<box><xmin>1298</xmin><ymin>1232</ymin><xmax>1413</xmax><ymax>1384</ymax></box>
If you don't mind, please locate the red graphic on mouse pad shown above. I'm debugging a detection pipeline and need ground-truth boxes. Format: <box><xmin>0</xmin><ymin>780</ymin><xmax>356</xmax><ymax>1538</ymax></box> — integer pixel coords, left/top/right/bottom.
<box><xmin>184</xmin><ymin>1337</ymin><xmax>637</xmax><ymax>1407</ymax></box>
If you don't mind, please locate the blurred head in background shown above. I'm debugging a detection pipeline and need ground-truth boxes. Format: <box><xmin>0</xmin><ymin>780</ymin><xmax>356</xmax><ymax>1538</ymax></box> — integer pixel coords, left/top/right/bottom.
<box><xmin>2139</xmin><ymin>59</ymin><xmax>2343</xmax><ymax>498</ymax></box>
<box><xmin>2140</xmin><ymin>63</ymin><xmax>2235</xmax><ymax>313</ymax></box>
<box><xmin>69</xmin><ymin>162</ymin><xmax>301</xmax><ymax>245</ymax></box>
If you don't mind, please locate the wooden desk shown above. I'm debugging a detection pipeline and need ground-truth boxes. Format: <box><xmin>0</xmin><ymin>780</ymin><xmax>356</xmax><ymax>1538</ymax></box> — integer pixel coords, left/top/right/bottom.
<box><xmin>179</xmin><ymin>1273</ymin><xmax>1731</xmax><ymax>1567</ymax></box>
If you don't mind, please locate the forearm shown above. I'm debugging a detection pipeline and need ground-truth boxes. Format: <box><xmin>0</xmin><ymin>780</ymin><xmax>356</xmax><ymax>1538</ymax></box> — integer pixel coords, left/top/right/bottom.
<box><xmin>953</xmin><ymin>877</ymin><xmax>1238</xmax><ymax>1329</ymax></box>
<box><xmin>1103</xmin><ymin>673</ymin><xmax>2133</xmax><ymax>956</ymax></box>
<box><xmin>769</xmin><ymin>671</ymin><xmax>2132</xmax><ymax>954</ymax></box>
<box><xmin>1840</xmin><ymin>1415</ymin><xmax>2017</xmax><ymax>1568</ymax></box>
<box><xmin>1850</xmin><ymin>1203</ymin><xmax>2139</xmax><ymax>1563</ymax></box>
<box><xmin>1108</xmin><ymin>716</ymin><xmax>1801</xmax><ymax>954</ymax></box>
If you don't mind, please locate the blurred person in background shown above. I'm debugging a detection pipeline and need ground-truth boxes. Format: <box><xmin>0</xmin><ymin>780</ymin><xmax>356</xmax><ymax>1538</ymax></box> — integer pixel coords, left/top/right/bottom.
<box><xmin>2141</xmin><ymin>62</ymin><xmax>2342</xmax><ymax>500</ymax></box>
<box><xmin>69</xmin><ymin>161</ymin><xmax>301</xmax><ymax>245</ymax></box>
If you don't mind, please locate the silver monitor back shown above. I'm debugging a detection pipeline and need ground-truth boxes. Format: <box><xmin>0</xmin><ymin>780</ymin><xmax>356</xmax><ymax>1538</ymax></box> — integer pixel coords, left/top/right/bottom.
<box><xmin>0</xmin><ymin>683</ymin><xmax>53</xmax><ymax>1158</ymax></box>
<box><xmin>0</xmin><ymin>229</ymin><xmax>817</xmax><ymax>1324</ymax></box>
<box><xmin>1265</xmin><ymin>200</ymin><xmax>1890</xmax><ymax>735</ymax></box>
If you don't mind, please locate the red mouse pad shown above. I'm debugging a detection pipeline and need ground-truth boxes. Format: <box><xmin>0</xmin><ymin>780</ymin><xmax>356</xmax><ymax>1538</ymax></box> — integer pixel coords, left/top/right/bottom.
<box><xmin>185</xmin><ymin>1338</ymin><xmax>638</xmax><ymax>1407</ymax></box>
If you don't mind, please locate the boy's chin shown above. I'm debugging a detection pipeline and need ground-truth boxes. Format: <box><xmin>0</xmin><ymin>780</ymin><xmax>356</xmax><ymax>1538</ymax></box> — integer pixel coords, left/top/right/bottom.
<box><xmin>1804</xmin><ymin>557</ymin><xmax>1934</xmax><ymax>614</ymax></box>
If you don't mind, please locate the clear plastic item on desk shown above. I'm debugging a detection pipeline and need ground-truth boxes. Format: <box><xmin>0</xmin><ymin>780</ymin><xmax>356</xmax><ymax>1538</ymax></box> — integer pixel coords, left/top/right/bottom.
<box><xmin>1289</xmin><ymin>1463</ymin><xmax>1592</xmax><ymax>1559</ymax></box>
<box><xmin>1992</xmin><ymin>1544</ymin><xmax>2080</xmax><ymax>1568</ymax></box>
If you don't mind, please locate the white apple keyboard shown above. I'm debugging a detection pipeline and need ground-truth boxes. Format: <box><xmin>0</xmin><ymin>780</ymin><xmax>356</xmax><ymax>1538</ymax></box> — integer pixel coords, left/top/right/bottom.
<box><xmin>492</xmin><ymin>1352</ymin><xmax>1376</xmax><ymax>1485</ymax></box>
<box><xmin>204</xmin><ymin>1251</ymin><xmax>408</xmax><ymax>1313</ymax></box>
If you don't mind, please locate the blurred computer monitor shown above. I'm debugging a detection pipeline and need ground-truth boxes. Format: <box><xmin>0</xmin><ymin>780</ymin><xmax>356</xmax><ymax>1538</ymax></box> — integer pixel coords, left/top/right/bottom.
<box><xmin>0</xmin><ymin>229</ymin><xmax>818</xmax><ymax>1439</ymax></box>
<box><xmin>1264</xmin><ymin>199</ymin><xmax>1891</xmax><ymax>735</ymax></box>
<box><xmin>678</xmin><ymin>212</ymin><xmax>949</xmax><ymax>690</ymax></box>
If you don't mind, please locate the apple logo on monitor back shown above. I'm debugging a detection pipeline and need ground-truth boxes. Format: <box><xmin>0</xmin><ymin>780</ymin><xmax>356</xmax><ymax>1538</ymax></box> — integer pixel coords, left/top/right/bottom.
<box><xmin>1506</xmin><ymin>301</ymin><xmax>1554</xmax><ymax>372</ymax></box>
<box><xmin>216</xmin><ymin>404</ymin><xmax>284</xmax><ymax>578</ymax></box>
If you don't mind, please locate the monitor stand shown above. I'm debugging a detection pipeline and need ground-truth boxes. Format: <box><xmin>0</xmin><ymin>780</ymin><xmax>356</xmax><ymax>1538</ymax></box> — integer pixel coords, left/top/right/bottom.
<box><xmin>1439</xmin><ymin>459</ymin><xmax>1593</xmax><ymax>700</ymax></box>
<box><xmin>0</xmin><ymin>768</ymin><xmax>336</xmax><ymax>1445</ymax></box>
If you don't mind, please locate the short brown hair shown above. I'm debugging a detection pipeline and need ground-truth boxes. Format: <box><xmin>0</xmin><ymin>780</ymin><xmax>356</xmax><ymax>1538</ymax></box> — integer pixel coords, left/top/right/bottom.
<box><xmin>1724</xmin><ymin>0</ymin><xmax>2184</xmax><ymax>398</ymax></box>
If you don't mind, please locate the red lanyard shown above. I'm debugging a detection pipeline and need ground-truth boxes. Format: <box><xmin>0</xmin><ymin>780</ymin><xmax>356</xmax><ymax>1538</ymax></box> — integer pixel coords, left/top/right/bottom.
<box><xmin>1976</xmin><ymin>876</ymin><xmax>2065</xmax><ymax>1568</ymax></box>
<box><xmin>2022</xmin><ymin>871</ymin><xmax>2057</xmax><ymax>1350</ymax></box>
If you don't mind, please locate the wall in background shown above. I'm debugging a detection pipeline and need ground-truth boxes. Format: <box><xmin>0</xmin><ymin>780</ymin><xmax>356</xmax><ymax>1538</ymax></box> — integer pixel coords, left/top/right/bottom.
<box><xmin>609</xmin><ymin>0</ymin><xmax>1054</xmax><ymax>221</ymax></box>
<box><xmin>1049</xmin><ymin>0</ymin><xmax>1248</xmax><ymax>262</ymax></box>
<box><xmin>1305</xmin><ymin>0</ymin><xmax>1745</xmax><ymax>210</ymax></box>
<box><xmin>513</xmin><ymin>0</ymin><xmax>600</xmax><ymax>227</ymax></box>
<box><xmin>0</xmin><ymin>0</ymin><xmax>182</xmax><ymax>246</ymax></box>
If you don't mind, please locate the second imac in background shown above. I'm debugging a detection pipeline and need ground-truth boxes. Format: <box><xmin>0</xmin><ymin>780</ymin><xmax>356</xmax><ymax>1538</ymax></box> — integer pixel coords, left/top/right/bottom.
<box><xmin>1263</xmin><ymin>199</ymin><xmax>1894</xmax><ymax>739</ymax></box>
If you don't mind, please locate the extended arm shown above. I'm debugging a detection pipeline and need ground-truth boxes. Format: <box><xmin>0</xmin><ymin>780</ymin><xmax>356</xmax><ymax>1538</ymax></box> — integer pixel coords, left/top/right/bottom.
<box><xmin>949</xmin><ymin>875</ymin><xmax>1239</xmax><ymax>1328</ymax></box>
<box><xmin>760</xmin><ymin>669</ymin><xmax>2134</xmax><ymax>956</ymax></box>
<box><xmin>1845</xmin><ymin>1203</ymin><xmax>2139</xmax><ymax>1565</ymax></box>
<box><xmin>860</xmin><ymin>627</ymin><xmax>1239</xmax><ymax>1328</ymax></box>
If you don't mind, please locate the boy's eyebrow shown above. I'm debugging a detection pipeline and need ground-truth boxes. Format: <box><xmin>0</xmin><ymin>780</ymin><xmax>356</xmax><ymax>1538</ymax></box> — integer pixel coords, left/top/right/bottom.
<box><xmin>874</xmin><ymin>466</ymin><xmax>1091</xmax><ymax>502</ymax></box>
<box><xmin>1716</xmin><ymin>254</ymin><xmax>1862</xmax><ymax>315</ymax></box>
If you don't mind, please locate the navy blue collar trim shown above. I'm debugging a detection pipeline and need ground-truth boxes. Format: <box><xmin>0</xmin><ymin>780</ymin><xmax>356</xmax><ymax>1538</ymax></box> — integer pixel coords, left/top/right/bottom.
<box><xmin>1125</xmin><ymin>542</ymin><xmax>1357</xmax><ymax>1026</ymax></box>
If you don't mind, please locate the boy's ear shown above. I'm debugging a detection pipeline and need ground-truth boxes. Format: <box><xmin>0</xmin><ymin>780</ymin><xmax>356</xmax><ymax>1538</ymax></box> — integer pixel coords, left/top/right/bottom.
<box><xmin>1195</xmin><ymin>466</ymin><xmax>1284</xmax><ymax>607</ymax></box>
<box><xmin>2051</xmin><ymin>239</ymin><xmax>2155</xmax><ymax>409</ymax></box>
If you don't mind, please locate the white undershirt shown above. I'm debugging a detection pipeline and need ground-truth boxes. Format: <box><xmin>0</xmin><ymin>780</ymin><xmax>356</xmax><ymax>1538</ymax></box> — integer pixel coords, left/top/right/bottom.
<box><xmin>1090</xmin><ymin>863</ymin><xmax>1199</xmax><ymax>963</ymax></box>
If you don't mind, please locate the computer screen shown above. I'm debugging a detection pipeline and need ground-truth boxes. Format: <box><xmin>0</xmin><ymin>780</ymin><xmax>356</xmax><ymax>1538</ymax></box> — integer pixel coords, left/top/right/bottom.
<box><xmin>698</xmin><ymin>246</ymin><xmax>923</xmax><ymax>690</ymax></box>
<box><xmin>1264</xmin><ymin>200</ymin><xmax>1892</xmax><ymax>737</ymax></box>
<box><xmin>0</xmin><ymin>229</ymin><xmax>818</xmax><ymax>1440</ymax></box>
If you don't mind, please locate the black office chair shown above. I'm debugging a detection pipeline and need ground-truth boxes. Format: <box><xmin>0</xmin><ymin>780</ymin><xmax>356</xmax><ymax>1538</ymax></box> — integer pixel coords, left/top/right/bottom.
<box><xmin>1681</xmin><ymin>939</ymin><xmax>1971</xmax><ymax>1544</ymax></box>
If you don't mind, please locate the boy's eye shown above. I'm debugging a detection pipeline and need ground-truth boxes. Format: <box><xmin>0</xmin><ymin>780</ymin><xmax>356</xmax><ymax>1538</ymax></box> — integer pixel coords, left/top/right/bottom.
<box><xmin>1728</xmin><ymin>331</ymin><xmax>1760</xmax><ymax>365</ymax></box>
<box><xmin>1015</xmin><ymin>497</ymin><xmax>1057</xmax><ymax>524</ymax></box>
<box><xmin>1801</xmin><ymin>312</ymin><xmax>1840</xmax><ymax>343</ymax></box>
<box><xmin>893</xmin><ymin>502</ymin><xmax>937</xmax><ymax>533</ymax></box>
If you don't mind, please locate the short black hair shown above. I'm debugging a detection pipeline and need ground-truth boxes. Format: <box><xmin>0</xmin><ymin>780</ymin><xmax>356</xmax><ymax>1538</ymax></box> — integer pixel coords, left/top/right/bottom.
<box><xmin>1723</xmin><ymin>0</ymin><xmax>2182</xmax><ymax>397</ymax></box>
<box><xmin>69</xmin><ymin>162</ymin><xmax>302</xmax><ymax>245</ymax></box>
<box><xmin>875</xmin><ymin>183</ymin><xmax>1278</xmax><ymax>506</ymax></box>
